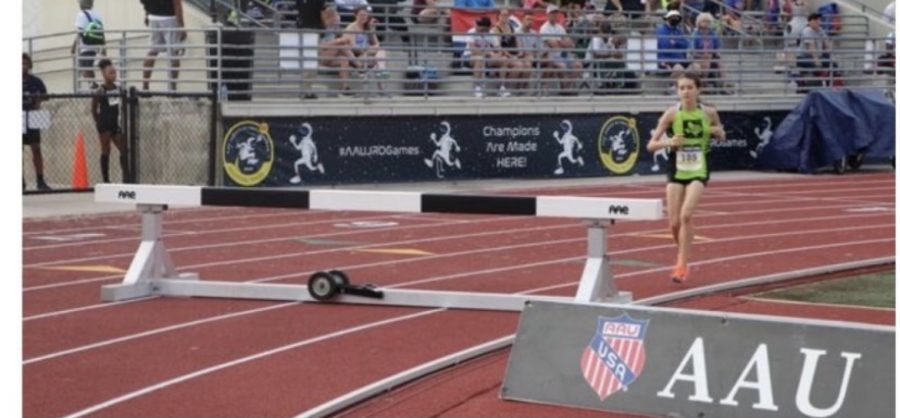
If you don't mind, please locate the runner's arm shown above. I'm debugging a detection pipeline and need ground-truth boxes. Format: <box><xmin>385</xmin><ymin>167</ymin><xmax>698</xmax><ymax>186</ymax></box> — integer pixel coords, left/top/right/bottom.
<box><xmin>646</xmin><ymin>107</ymin><xmax>676</xmax><ymax>152</ymax></box>
<box><xmin>707</xmin><ymin>107</ymin><xmax>726</xmax><ymax>141</ymax></box>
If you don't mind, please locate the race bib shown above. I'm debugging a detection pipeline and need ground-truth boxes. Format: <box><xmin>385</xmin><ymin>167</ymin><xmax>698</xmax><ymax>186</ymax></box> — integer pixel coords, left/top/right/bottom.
<box><xmin>676</xmin><ymin>147</ymin><xmax>704</xmax><ymax>172</ymax></box>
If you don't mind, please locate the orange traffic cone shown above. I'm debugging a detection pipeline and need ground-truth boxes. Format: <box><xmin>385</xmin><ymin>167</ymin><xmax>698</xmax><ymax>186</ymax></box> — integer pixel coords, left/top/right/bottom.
<box><xmin>72</xmin><ymin>130</ymin><xmax>89</xmax><ymax>189</ymax></box>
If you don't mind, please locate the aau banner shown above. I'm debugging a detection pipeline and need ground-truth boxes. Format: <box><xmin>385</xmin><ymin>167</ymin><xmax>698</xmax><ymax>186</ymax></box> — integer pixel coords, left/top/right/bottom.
<box><xmin>220</xmin><ymin>111</ymin><xmax>787</xmax><ymax>187</ymax></box>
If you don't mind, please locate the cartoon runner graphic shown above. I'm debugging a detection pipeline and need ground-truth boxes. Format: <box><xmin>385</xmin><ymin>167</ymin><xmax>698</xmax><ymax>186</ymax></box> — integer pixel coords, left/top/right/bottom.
<box><xmin>423</xmin><ymin>121</ymin><xmax>461</xmax><ymax>178</ymax></box>
<box><xmin>553</xmin><ymin>120</ymin><xmax>584</xmax><ymax>175</ymax></box>
<box><xmin>289</xmin><ymin>123</ymin><xmax>325</xmax><ymax>184</ymax></box>
<box><xmin>749</xmin><ymin>116</ymin><xmax>772</xmax><ymax>159</ymax></box>
<box><xmin>650</xmin><ymin>128</ymin><xmax>670</xmax><ymax>172</ymax></box>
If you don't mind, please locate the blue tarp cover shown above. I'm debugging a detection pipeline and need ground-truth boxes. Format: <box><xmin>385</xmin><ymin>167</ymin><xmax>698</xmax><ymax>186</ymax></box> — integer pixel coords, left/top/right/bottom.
<box><xmin>759</xmin><ymin>89</ymin><xmax>895</xmax><ymax>173</ymax></box>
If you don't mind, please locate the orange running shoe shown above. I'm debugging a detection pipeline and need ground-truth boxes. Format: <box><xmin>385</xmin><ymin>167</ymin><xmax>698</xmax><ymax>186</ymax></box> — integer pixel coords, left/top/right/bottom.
<box><xmin>671</xmin><ymin>264</ymin><xmax>689</xmax><ymax>284</ymax></box>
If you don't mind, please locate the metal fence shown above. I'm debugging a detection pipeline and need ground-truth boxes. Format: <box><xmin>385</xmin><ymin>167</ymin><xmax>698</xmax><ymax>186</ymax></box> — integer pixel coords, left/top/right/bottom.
<box><xmin>23</xmin><ymin>3</ymin><xmax>893</xmax><ymax>100</ymax></box>
<box><xmin>22</xmin><ymin>91</ymin><xmax>217</xmax><ymax>195</ymax></box>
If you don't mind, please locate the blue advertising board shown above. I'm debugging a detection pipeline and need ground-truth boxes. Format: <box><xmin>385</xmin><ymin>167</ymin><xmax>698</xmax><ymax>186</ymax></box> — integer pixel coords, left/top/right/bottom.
<box><xmin>221</xmin><ymin>111</ymin><xmax>787</xmax><ymax>187</ymax></box>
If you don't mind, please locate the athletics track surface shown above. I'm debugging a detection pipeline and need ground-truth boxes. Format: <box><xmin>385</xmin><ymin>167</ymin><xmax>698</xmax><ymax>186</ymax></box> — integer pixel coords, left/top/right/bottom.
<box><xmin>23</xmin><ymin>171</ymin><xmax>894</xmax><ymax>417</ymax></box>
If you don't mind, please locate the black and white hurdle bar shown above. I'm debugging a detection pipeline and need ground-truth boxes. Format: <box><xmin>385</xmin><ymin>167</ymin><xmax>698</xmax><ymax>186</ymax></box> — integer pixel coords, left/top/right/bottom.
<box><xmin>95</xmin><ymin>184</ymin><xmax>664</xmax><ymax>310</ymax></box>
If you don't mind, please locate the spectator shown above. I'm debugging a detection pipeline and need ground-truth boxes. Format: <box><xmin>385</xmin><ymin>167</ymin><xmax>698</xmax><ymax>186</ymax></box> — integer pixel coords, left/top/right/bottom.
<box><xmin>454</xmin><ymin>0</ymin><xmax>496</xmax><ymax>8</ymax></box>
<box><xmin>877</xmin><ymin>33</ymin><xmax>895</xmax><ymax>75</ymax></box>
<box><xmin>91</xmin><ymin>59</ymin><xmax>128</xmax><ymax>183</ymax></box>
<box><xmin>335</xmin><ymin>0</ymin><xmax>371</xmax><ymax>23</ymax></box>
<box><xmin>690</xmin><ymin>12</ymin><xmax>723</xmax><ymax>87</ymax></box>
<box><xmin>603</xmin><ymin>0</ymin><xmax>648</xmax><ymax>19</ymax></box>
<box><xmin>70</xmin><ymin>0</ymin><xmax>105</xmax><ymax>90</ymax></box>
<box><xmin>296</xmin><ymin>0</ymin><xmax>326</xmax><ymax>99</ymax></box>
<box><xmin>412</xmin><ymin>0</ymin><xmax>441</xmax><ymax>24</ymax></box>
<box><xmin>722</xmin><ymin>0</ymin><xmax>745</xmax><ymax>34</ymax></box>
<box><xmin>656</xmin><ymin>10</ymin><xmax>690</xmax><ymax>74</ymax></box>
<box><xmin>464</xmin><ymin>16</ymin><xmax>505</xmax><ymax>97</ymax></box>
<box><xmin>796</xmin><ymin>12</ymin><xmax>833</xmax><ymax>92</ymax></box>
<box><xmin>541</xmin><ymin>4</ymin><xmax>584</xmax><ymax>95</ymax></box>
<box><xmin>342</xmin><ymin>7</ymin><xmax>389</xmax><ymax>92</ymax></box>
<box><xmin>516</xmin><ymin>11</ymin><xmax>542</xmax><ymax>93</ymax></box>
<box><xmin>22</xmin><ymin>53</ymin><xmax>51</xmax><ymax>191</ymax></box>
<box><xmin>566</xmin><ymin>3</ymin><xmax>596</xmax><ymax>60</ymax></box>
<box><xmin>140</xmin><ymin>0</ymin><xmax>186</xmax><ymax>91</ymax></box>
<box><xmin>492</xmin><ymin>8</ymin><xmax>526</xmax><ymax>94</ymax></box>
<box><xmin>319</xmin><ymin>7</ymin><xmax>354</xmax><ymax>94</ymax></box>
<box><xmin>588</xmin><ymin>20</ymin><xmax>632</xmax><ymax>91</ymax></box>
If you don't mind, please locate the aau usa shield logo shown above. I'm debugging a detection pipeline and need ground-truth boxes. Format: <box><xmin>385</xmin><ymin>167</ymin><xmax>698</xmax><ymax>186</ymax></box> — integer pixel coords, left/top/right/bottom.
<box><xmin>580</xmin><ymin>314</ymin><xmax>649</xmax><ymax>401</ymax></box>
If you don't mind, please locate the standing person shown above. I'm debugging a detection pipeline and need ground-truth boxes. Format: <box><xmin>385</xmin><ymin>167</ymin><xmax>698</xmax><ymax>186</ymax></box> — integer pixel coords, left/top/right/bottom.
<box><xmin>297</xmin><ymin>0</ymin><xmax>327</xmax><ymax>99</ymax></box>
<box><xmin>645</xmin><ymin>73</ymin><xmax>726</xmax><ymax>283</ymax></box>
<box><xmin>22</xmin><ymin>53</ymin><xmax>51</xmax><ymax>191</ymax></box>
<box><xmin>92</xmin><ymin>59</ymin><xmax>128</xmax><ymax>183</ymax></box>
<box><xmin>140</xmin><ymin>0</ymin><xmax>186</xmax><ymax>91</ymax></box>
<box><xmin>796</xmin><ymin>12</ymin><xmax>833</xmax><ymax>92</ymax></box>
<box><xmin>70</xmin><ymin>0</ymin><xmax>106</xmax><ymax>90</ymax></box>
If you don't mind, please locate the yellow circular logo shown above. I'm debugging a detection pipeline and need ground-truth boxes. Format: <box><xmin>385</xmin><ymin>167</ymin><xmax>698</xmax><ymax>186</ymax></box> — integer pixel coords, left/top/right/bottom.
<box><xmin>597</xmin><ymin>116</ymin><xmax>640</xmax><ymax>174</ymax></box>
<box><xmin>223</xmin><ymin>121</ymin><xmax>275</xmax><ymax>186</ymax></box>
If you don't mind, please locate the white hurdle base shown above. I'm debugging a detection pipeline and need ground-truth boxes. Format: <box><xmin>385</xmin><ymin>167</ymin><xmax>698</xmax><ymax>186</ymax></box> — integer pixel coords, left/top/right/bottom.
<box><xmin>100</xmin><ymin>192</ymin><xmax>650</xmax><ymax>310</ymax></box>
<box><xmin>102</xmin><ymin>279</ymin><xmax>575</xmax><ymax>311</ymax></box>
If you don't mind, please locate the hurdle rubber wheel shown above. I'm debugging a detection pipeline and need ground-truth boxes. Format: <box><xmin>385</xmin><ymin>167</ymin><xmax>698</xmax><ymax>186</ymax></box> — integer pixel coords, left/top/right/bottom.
<box><xmin>308</xmin><ymin>271</ymin><xmax>338</xmax><ymax>301</ymax></box>
<box><xmin>328</xmin><ymin>270</ymin><xmax>350</xmax><ymax>286</ymax></box>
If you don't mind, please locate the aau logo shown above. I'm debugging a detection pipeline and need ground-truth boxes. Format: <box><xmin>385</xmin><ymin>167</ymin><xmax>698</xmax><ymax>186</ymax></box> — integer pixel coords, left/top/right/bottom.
<box><xmin>223</xmin><ymin>121</ymin><xmax>275</xmax><ymax>186</ymax></box>
<box><xmin>580</xmin><ymin>314</ymin><xmax>649</xmax><ymax>402</ymax></box>
<box><xmin>598</xmin><ymin>116</ymin><xmax>640</xmax><ymax>174</ymax></box>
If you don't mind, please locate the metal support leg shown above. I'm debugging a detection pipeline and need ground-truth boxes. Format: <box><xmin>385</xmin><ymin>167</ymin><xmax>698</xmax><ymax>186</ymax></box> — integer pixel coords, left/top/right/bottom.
<box><xmin>573</xmin><ymin>220</ymin><xmax>632</xmax><ymax>304</ymax></box>
<box><xmin>101</xmin><ymin>204</ymin><xmax>197</xmax><ymax>302</ymax></box>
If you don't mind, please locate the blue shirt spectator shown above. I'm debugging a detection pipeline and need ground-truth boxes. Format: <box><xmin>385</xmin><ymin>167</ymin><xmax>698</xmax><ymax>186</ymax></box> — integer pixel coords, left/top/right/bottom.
<box><xmin>656</xmin><ymin>10</ymin><xmax>689</xmax><ymax>67</ymax></box>
<box><xmin>454</xmin><ymin>0</ymin><xmax>495</xmax><ymax>8</ymax></box>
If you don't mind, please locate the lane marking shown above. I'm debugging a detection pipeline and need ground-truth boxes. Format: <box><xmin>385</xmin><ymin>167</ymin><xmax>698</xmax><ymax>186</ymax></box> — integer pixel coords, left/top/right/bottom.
<box><xmin>31</xmin><ymin>265</ymin><xmax>126</xmax><ymax>274</ymax></box>
<box><xmin>54</xmin><ymin>239</ymin><xmax>893</xmax><ymax>418</ymax></box>
<box><xmin>356</xmin><ymin>248</ymin><xmax>435</xmax><ymax>256</ymax></box>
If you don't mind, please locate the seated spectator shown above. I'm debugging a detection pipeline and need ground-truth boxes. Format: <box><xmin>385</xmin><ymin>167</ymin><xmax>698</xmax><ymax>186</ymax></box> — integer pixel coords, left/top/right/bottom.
<box><xmin>690</xmin><ymin>12</ymin><xmax>723</xmax><ymax>87</ymax></box>
<box><xmin>516</xmin><ymin>11</ymin><xmax>542</xmax><ymax>93</ymax></box>
<box><xmin>603</xmin><ymin>0</ymin><xmax>648</xmax><ymax>19</ymax></box>
<box><xmin>795</xmin><ymin>12</ymin><xmax>834</xmax><ymax>92</ymax></box>
<box><xmin>412</xmin><ymin>0</ymin><xmax>441</xmax><ymax>24</ymax></box>
<box><xmin>336</xmin><ymin>0</ymin><xmax>371</xmax><ymax>23</ymax></box>
<box><xmin>566</xmin><ymin>3</ymin><xmax>596</xmax><ymax>60</ymax></box>
<box><xmin>656</xmin><ymin>10</ymin><xmax>690</xmax><ymax>73</ymax></box>
<box><xmin>541</xmin><ymin>5</ymin><xmax>584</xmax><ymax>95</ymax></box>
<box><xmin>722</xmin><ymin>0</ymin><xmax>745</xmax><ymax>34</ymax></box>
<box><xmin>465</xmin><ymin>16</ymin><xmax>507</xmax><ymax>97</ymax></box>
<box><xmin>342</xmin><ymin>7</ymin><xmax>389</xmax><ymax>91</ymax></box>
<box><xmin>319</xmin><ymin>7</ymin><xmax>354</xmax><ymax>93</ymax></box>
<box><xmin>492</xmin><ymin>9</ymin><xmax>527</xmax><ymax>94</ymax></box>
<box><xmin>588</xmin><ymin>23</ymin><xmax>635</xmax><ymax>92</ymax></box>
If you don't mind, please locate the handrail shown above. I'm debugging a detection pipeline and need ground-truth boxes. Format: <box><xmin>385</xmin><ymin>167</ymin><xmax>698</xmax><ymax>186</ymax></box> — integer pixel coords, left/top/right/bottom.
<box><xmin>24</xmin><ymin>26</ymin><xmax>894</xmax><ymax>99</ymax></box>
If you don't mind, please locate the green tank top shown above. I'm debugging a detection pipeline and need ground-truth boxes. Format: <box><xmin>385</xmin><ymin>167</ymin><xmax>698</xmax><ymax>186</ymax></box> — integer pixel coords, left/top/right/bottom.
<box><xmin>671</xmin><ymin>104</ymin><xmax>711</xmax><ymax>180</ymax></box>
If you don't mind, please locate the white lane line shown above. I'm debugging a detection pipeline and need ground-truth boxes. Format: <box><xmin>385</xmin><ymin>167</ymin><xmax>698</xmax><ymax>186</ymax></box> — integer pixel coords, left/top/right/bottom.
<box><xmin>521</xmin><ymin>238</ymin><xmax>896</xmax><ymax>295</ymax></box>
<box><xmin>736</xmin><ymin>295</ymin><xmax>897</xmax><ymax>312</ymax></box>
<box><xmin>23</xmin><ymin>214</ymin><xmax>525</xmax><ymax>269</ymax></box>
<box><xmin>22</xmin><ymin>218</ymin><xmax>570</xmax><ymax>292</ymax></box>
<box><xmin>24</xmin><ymin>298</ymin><xmax>155</xmax><ymax>321</ymax></box>
<box><xmin>56</xmin><ymin>237</ymin><xmax>893</xmax><ymax>418</ymax></box>
<box><xmin>26</xmin><ymin>220</ymin><xmax>892</xmax><ymax>364</ymax></box>
<box><xmin>59</xmin><ymin>309</ymin><xmax>445</xmax><ymax>418</ymax></box>
<box><xmin>24</xmin><ymin>303</ymin><xmax>298</xmax><ymax>365</ymax></box>
<box><xmin>23</xmin><ymin>213</ymin><xmax>408</xmax><ymax>252</ymax></box>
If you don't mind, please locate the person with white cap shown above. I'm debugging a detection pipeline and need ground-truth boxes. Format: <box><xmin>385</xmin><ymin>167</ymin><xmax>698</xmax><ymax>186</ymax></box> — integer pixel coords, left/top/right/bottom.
<box><xmin>540</xmin><ymin>4</ymin><xmax>584</xmax><ymax>95</ymax></box>
<box><xmin>656</xmin><ymin>10</ymin><xmax>689</xmax><ymax>74</ymax></box>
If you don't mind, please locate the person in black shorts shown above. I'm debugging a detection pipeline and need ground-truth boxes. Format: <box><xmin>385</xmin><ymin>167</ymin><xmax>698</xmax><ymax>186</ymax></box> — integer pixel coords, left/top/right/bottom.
<box><xmin>91</xmin><ymin>59</ymin><xmax>127</xmax><ymax>183</ymax></box>
<box><xmin>23</xmin><ymin>53</ymin><xmax>51</xmax><ymax>191</ymax></box>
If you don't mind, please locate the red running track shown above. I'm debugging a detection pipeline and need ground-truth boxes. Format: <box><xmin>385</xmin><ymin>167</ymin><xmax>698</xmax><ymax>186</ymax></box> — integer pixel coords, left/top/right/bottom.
<box><xmin>22</xmin><ymin>172</ymin><xmax>894</xmax><ymax>417</ymax></box>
